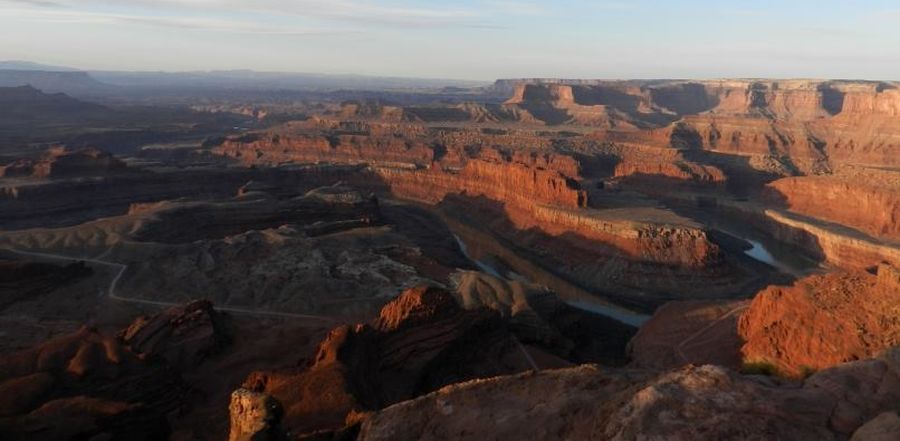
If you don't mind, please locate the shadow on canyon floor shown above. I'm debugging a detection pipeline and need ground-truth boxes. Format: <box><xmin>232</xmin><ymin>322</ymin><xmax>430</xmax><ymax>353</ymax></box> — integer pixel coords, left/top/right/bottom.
<box><xmin>432</xmin><ymin>194</ymin><xmax>788</xmax><ymax>313</ymax></box>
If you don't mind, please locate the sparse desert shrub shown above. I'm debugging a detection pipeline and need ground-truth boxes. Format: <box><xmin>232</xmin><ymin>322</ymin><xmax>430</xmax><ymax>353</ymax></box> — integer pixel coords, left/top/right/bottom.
<box><xmin>741</xmin><ymin>360</ymin><xmax>780</xmax><ymax>377</ymax></box>
<box><xmin>799</xmin><ymin>365</ymin><xmax>817</xmax><ymax>379</ymax></box>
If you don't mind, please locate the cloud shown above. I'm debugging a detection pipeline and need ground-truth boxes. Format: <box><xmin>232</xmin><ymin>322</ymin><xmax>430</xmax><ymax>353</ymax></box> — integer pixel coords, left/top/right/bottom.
<box><xmin>1</xmin><ymin>7</ymin><xmax>349</xmax><ymax>35</ymax></box>
<box><xmin>0</xmin><ymin>0</ymin><xmax>493</xmax><ymax>28</ymax></box>
<box><xmin>487</xmin><ymin>1</ymin><xmax>545</xmax><ymax>16</ymax></box>
<box><xmin>0</xmin><ymin>0</ymin><xmax>60</xmax><ymax>6</ymax></box>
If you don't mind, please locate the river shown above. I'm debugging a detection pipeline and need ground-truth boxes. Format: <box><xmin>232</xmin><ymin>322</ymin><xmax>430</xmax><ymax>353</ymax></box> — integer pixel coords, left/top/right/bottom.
<box><xmin>452</xmin><ymin>234</ymin><xmax>650</xmax><ymax>327</ymax></box>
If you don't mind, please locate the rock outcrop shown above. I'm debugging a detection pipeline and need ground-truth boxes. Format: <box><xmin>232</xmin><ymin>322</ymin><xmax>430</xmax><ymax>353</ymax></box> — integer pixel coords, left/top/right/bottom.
<box><xmin>212</xmin><ymin>123</ymin><xmax>741</xmax><ymax>278</ymax></box>
<box><xmin>233</xmin><ymin>282</ymin><xmax>636</xmax><ymax>437</ymax></box>
<box><xmin>0</xmin><ymin>327</ymin><xmax>184</xmax><ymax>441</ymax></box>
<box><xmin>237</xmin><ymin>285</ymin><xmax>530</xmax><ymax>435</ymax></box>
<box><xmin>358</xmin><ymin>347</ymin><xmax>900</xmax><ymax>441</ymax></box>
<box><xmin>851</xmin><ymin>412</ymin><xmax>900</xmax><ymax>441</ymax></box>
<box><xmin>119</xmin><ymin>299</ymin><xmax>231</xmax><ymax>370</ymax></box>
<box><xmin>738</xmin><ymin>265</ymin><xmax>900</xmax><ymax>377</ymax></box>
<box><xmin>228</xmin><ymin>389</ymin><xmax>285</xmax><ymax>441</ymax></box>
<box><xmin>757</xmin><ymin>207</ymin><xmax>900</xmax><ymax>270</ymax></box>
<box><xmin>357</xmin><ymin>365</ymin><xmax>650</xmax><ymax>441</ymax></box>
<box><xmin>130</xmin><ymin>183</ymin><xmax>381</xmax><ymax>244</ymax></box>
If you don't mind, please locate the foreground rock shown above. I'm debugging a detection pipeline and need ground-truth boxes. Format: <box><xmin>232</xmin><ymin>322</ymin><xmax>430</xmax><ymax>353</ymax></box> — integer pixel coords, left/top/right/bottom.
<box><xmin>851</xmin><ymin>412</ymin><xmax>900</xmax><ymax>441</ymax></box>
<box><xmin>628</xmin><ymin>264</ymin><xmax>900</xmax><ymax>378</ymax></box>
<box><xmin>238</xmin><ymin>285</ymin><xmax>536</xmax><ymax>436</ymax></box>
<box><xmin>358</xmin><ymin>347</ymin><xmax>900</xmax><ymax>441</ymax></box>
<box><xmin>232</xmin><ymin>281</ymin><xmax>635</xmax><ymax>438</ymax></box>
<box><xmin>0</xmin><ymin>327</ymin><xmax>184</xmax><ymax>440</ymax></box>
<box><xmin>627</xmin><ymin>299</ymin><xmax>748</xmax><ymax>370</ymax></box>
<box><xmin>739</xmin><ymin>264</ymin><xmax>900</xmax><ymax>377</ymax></box>
<box><xmin>228</xmin><ymin>388</ymin><xmax>284</xmax><ymax>441</ymax></box>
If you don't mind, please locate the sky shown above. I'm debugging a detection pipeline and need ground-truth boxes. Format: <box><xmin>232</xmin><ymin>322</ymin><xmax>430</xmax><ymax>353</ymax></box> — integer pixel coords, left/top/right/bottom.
<box><xmin>1</xmin><ymin>0</ymin><xmax>899</xmax><ymax>80</ymax></box>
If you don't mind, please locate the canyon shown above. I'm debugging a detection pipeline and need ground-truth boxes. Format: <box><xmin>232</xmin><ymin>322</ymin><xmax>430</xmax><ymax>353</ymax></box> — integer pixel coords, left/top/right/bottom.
<box><xmin>0</xmin><ymin>77</ymin><xmax>898</xmax><ymax>440</ymax></box>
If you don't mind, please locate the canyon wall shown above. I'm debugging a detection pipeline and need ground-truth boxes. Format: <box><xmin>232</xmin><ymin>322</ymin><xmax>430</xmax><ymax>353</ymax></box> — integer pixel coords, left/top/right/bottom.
<box><xmin>766</xmin><ymin>175</ymin><xmax>900</xmax><ymax>242</ymax></box>
<box><xmin>761</xmin><ymin>209</ymin><xmax>900</xmax><ymax>270</ymax></box>
<box><xmin>214</xmin><ymin>131</ymin><xmax>724</xmax><ymax>270</ymax></box>
<box><xmin>501</xmin><ymin>79</ymin><xmax>900</xmax><ymax>170</ymax></box>
<box><xmin>704</xmin><ymin>199</ymin><xmax>900</xmax><ymax>270</ymax></box>
<box><xmin>372</xmin><ymin>159</ymin><xmax>585</xmax><ymax>209</ymax></box>
<box><xmin>613</xmin><ymin>156</ymin><xmax>726</xmax><ymax>184</ymax></box>
<box><xmin>372</xmin><ymin>162</ymin><xmax>721</xmax><ymax>268</ymax></box>
<box><xmin>525</xmin><ymin>205</ymin><xmax>720</xmax><ymax>267</ymax></box>
<box><xmin>673</xmin><ymin>81</ymin><xmax>900</xmax><ymax>169</ymax></box>
<box><xmin>214</xmin><ymin>132</ymin><xmax>435</xmax><ymax>168</ymax></box>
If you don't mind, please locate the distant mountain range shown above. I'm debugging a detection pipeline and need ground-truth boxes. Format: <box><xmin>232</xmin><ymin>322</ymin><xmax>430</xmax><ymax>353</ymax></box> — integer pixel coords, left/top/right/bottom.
<box><xmin>0</xmin><ymin>85</ymin><xmax>111</xmax><ymax>122</ymax></box>
<box><xmin>88</xmin><ymin>70</ymin><xmax>487</xmax><ymax>91</ymax></box>
<box><xmin>0</xmin><ymin>60</ymin><xmax>488</xmax><ymax>100</ymax></box>
<box><xmin>0</xmin><ymin>60</ymin><xmax>80</xmax><ymax>72</ymax></box>
<box><xmin>0</xmin><ymin>70</ymin><xmax>114</xmax><ymax>95</ymax></box>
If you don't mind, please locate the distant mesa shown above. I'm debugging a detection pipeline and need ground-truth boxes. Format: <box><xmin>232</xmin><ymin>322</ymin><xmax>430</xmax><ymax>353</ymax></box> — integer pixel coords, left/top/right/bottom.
<box><xmin>0</xmin><ymin>70</ymin><xmax>113</xmax><ymax>96</ymax></box>
<box><xmin>0</xmin><ymin>85</ymin><xmax>113</xmax><ymax>128</ymax></box>
<box><xmin>0</xmin><ymin>146</ymin><xmax>128</xmax><ymax>179</ymax></box>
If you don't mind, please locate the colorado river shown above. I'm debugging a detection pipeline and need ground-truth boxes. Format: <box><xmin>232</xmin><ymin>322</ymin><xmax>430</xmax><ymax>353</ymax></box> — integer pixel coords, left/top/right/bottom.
<box><xmin>452</xmin><ymin>234</ymin><xmax>649</xmax><ymax>327</ymax></box>
<box><xmin>713</xmin><ymin>224</ymin><xmax>814</xmax><ymax>277</ymax></box>
<box><xmin>744</xmin><ymin>239</ymin><xmax>777</xmax><ymax>265</ymax></box>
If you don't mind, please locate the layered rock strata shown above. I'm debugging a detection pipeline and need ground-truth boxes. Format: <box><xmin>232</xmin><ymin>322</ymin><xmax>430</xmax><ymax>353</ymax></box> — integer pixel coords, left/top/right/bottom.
<box><xmin>766</xmin><ymin>174</ymin><xmax>900</xmax><ymax>242</ymax></box>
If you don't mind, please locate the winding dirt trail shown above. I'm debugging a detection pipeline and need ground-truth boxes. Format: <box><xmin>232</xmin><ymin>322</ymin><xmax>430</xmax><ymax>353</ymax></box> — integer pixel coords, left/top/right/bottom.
<box><xmin>3</xmin><ymin>247</ymin><xmax>337</xmax><ymax>324</ymax></box>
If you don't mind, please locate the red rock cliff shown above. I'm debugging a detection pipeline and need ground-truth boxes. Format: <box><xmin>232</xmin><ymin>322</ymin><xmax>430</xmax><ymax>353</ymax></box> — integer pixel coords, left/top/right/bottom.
<box><xmin>766</xmin><ymin>174</ymin><xmax>900</xmax><ymax>241</ymax></box>
<box><xmin>738</xmin><ymin>265</ymin><xmax>900</xmax><ymax>378</ymax></box>
<box><xmin>214</xmin><ymin>133</ymin><xmax>435</xmax><ymax>168</ymax></box>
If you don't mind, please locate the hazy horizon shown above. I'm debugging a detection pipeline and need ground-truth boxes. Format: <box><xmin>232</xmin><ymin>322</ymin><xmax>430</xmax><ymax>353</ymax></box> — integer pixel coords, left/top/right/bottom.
<box><xmin>1</xmin><ymin>0</ymin><xmax>900</xmax><ymax>81</ymax></box>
